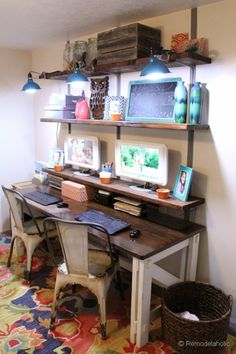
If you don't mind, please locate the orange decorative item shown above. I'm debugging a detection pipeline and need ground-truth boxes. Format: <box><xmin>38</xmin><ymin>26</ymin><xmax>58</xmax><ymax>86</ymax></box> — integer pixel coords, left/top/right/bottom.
<box><xmin>54</xmin><ymin>165</ymin><xmax>63</xmax><ymax>172</ymax></box>
<box><xmin>171</xmin><ymin>32</ymin><xmax>189</xmax><ymax>53</ymax></box>
<box><xmin>156</xmin><ymin>188</ymin><xmax>170</xmax><ymax>199</ymax></box>
<box><xmin>110</xmin><ymin>113</ymin><xmax>121</xmax><ymax>121</ymax></box>
<box><xmin>75</xmin><ymin>90</ymin><xmax>90</xmax><ymax>120</ymax></box>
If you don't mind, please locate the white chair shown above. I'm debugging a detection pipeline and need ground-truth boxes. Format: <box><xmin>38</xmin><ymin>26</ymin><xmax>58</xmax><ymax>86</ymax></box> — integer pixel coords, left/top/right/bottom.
<box><xmin>44</xmin><ymin>217</ymin><xmax>124</xmax><ymax>339</ymax></box>
<box><xmin>2</xmin><ymin>186</ymin><xmax>57</xmax><ymax>281</ymax></box>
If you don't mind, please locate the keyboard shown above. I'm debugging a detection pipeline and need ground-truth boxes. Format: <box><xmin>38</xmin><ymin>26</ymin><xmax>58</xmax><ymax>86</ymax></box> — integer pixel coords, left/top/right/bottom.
<box><xmin>23</xmin><ymin>191</ymin><xmax>62</xmax><ymax>206</ymax></box>
<box><xmin>75</xmin><ymin>209</ymin><xmax>130</xmax><ymax>235</ymax></box>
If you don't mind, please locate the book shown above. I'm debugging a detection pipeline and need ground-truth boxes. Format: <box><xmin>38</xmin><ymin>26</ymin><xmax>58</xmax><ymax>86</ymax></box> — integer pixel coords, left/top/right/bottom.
<box><xmin>113</xmin><ymin>196</ymin><xmax>142</xmax><ymax>207</ymax></box>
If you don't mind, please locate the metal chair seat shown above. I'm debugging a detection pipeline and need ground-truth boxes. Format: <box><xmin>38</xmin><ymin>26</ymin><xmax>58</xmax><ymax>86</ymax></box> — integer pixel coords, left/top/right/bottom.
<box><xmin>44</xmin><ymin>217</ymin><xmax>124</xmax><ymax>339</ymax></box>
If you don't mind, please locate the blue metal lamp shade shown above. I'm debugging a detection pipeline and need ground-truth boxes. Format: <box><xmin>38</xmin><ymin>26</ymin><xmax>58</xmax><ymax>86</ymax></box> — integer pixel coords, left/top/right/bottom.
<box><xmin>21</xmin><ymin>72</ymin><xmax>41</xmax><ymax>93</ymax></box>
<box><xmin>140</xmin><ymin>55</ymin><xmax>170</xmax><ymax>79</ymax></box>
<box><xmin>66</xmin><ymin>63</ymin><xmax>89</xmax><ymax>87</ymax></box>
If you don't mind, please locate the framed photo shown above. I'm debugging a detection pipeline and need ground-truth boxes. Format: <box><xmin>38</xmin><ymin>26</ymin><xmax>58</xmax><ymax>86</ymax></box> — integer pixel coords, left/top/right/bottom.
<box><xmin>103</xmin><ymin>96</ymin><xmax>125</xmax><ymax>120</ymax></box>
<box><xmin>125</xmin><ymin>78</ymin><xmax>181</xmax><ymax>123</ymax></box>
<box><xmin>48</xmin><ymin>148</ymin><xmax>64</xmax><ymax>168</ymax></box>
<box><xmin>173</xmin><ymin>165</ymin><xmax>193</xmax><ymax>201</ymax></box>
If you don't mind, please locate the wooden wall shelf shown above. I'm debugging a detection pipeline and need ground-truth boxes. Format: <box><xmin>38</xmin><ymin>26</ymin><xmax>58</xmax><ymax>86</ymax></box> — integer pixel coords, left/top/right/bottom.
<box><xmin>39</xmin><ymin>52</ymin><xmax>212</xmax><ymax>80</ymax></box>
<box><xmin>40</xmin><ymin>118</ymin><xmax>209</xmax><ymax>131</ymax></box>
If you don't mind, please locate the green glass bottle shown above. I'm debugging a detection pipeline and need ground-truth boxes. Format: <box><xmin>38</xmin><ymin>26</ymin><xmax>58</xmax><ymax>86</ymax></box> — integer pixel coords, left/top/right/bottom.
<box><xmin>174</xmin><ymin>80</ymin><xmax>187</xmax><ymax>123</ymax></box>
<box><xmin>190</xmin><ymin>82</ymin><xmax>202</xmax><ymax>124</ymax></box>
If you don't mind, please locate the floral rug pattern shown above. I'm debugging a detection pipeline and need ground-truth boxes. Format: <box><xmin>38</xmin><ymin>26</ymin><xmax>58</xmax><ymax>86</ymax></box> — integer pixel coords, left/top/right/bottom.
<box><xmin>0</xmin><ymin>233</ymin><xmax>235</xmax><ymax>354</ymax></box>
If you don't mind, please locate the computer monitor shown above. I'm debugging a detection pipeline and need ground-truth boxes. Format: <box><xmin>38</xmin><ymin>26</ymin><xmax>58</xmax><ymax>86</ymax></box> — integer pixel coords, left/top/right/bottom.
<box><xmin>115</xmin><ymin>140</ymin><xmax>168</xmax><ymax>189</ymax></box>
<box><xmin>64</xmin><ymin>135</ymin><xmax>100</xmax><ymax>175</ymax></box>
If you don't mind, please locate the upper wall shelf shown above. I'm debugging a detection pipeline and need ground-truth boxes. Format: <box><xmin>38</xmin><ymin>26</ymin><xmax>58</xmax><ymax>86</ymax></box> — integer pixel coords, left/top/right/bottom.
<box><xmin>95</xmin><ymin>52</ymin><xmax>211</xmax><ymax>74</ymax></box>
<box><xmin>40</xmin><ymin>118</ymin><xmax>209</xmax><ymax>131</ymax></box>
<box><xmin>39</xmin><ymin>52</ymin><xmax>212</xmax><ymax>80</ymax></box>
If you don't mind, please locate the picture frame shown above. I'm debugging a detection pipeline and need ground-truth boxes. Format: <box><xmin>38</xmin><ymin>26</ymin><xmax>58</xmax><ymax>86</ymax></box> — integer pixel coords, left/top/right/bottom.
<box><xmin>173</xmin><ymin>165</ymin><xmax>193</xmax><ymax>201</ymax></box>
<box><xmin>125</xmin><ymin>78</ymin><xmax>181</xmax><ymax>123</ymax></box>
<box><xmin>103</xmin><ymin>96</ymin><xmax>125</xmax><ymax>120</ymax></box>
<box><xmin>48</xmin><ymin>148</ymin><xmax>64</xmax><ymax>167</ymax></box>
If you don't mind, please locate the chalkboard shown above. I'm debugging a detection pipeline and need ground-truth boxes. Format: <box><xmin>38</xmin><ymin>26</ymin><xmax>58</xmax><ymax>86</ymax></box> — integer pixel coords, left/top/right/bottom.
<box><xmin>125</xmin><ymin>78</ymin><xmax>181</xmax><ymax>122</ymax></box>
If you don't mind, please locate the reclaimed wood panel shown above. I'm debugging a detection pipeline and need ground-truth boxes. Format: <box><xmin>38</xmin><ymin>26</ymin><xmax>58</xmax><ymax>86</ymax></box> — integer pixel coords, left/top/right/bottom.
<box><xmin>97</xmin><ymin>23</ymin><xmax>161</xmax><ymax>65</ymax></box>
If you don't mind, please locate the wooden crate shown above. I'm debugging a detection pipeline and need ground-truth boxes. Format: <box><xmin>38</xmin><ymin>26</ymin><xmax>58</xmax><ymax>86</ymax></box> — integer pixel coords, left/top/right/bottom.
<box><xmin>97</xmin><ymin>23</ymin><xmax>161</xmax><ymax>65</ymax></box>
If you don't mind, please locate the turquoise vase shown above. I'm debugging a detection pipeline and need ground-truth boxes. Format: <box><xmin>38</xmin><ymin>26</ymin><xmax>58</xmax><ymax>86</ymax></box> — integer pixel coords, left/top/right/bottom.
<box><xmin>174</xmin><ymin>80</ymin><xmax>187</xmax><ymax>123</ymax></box>
<box><xmin>190</xmin><ymin>82</ymin><xmax>201</xmax><ymax>124</ymax></box>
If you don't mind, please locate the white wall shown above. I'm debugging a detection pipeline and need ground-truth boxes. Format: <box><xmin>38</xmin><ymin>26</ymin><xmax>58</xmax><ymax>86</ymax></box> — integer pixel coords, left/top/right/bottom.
<box><xmin>0</xmin><ymin>49</ymin><xmax>35</xmax><ymax>231</ymax></box>
<box><xmin>32</xmin><ymin>0</ymin><xmax>236</xmax><ymax>321</ymax></box>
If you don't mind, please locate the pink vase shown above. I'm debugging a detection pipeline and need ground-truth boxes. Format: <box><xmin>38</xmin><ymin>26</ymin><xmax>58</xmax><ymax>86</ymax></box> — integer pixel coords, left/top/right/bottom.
<box><xmin>75</xmin><ymin>91</ymin><xmax>90</xmax><ymax>120</ymax></box>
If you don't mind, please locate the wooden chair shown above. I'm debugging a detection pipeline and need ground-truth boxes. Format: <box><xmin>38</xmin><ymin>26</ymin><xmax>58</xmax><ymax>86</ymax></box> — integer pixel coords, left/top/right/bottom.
<box><xmin>43</xmin><ymin>217</ymin><xmax>124</xmax><ymax>339</ymax></box>
<box><xmin>2</xmin><ymin>186</ymin><xmax>57</xmax><ymax>281</ymax></box>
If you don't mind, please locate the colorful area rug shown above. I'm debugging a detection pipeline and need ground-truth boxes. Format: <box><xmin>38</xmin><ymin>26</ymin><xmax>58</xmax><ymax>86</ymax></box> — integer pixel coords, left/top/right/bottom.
<box><xmin>0</xmin><ymin>233</ymin><xmax>235</xmax><ymax>354</ymax></box>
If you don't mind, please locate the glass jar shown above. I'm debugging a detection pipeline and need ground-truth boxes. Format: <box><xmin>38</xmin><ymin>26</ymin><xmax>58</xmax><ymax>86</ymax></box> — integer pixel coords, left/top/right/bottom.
<box><xmin>73</xmin><ymin>40</ymin><xmax>87</xmax><ymax>68</ymax></box>
<box><xmin>63</xmin><ymin>40</ymin><xmax>74</xmax><ymax>71</ymax></box>
<box><xmin>86</xmin><ymin>38</ymin><xmax>97</xmax><ymax>69</ymax></box>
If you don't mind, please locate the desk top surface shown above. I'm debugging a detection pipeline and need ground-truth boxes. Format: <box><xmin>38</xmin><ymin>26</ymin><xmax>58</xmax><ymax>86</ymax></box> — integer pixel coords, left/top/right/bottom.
<box><xmin>19</xmin><ymin>185</ymin><xmax>205</xmax><ymax>260</ymax></box>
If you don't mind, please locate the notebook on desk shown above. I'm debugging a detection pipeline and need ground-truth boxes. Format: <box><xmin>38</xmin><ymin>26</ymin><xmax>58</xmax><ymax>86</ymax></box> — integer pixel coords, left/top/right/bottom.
<box><xmin>74</xmin><ymin>209</ymin><xmax>130</xmax><ymax>235</ymax></box>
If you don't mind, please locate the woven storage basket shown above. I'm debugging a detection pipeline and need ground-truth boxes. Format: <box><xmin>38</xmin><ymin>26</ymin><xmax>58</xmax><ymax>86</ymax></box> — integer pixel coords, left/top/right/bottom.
<box><xmin>162</xmin><ymin>281</ymin><xmax>232</xmax><ymax>354</ymax></box>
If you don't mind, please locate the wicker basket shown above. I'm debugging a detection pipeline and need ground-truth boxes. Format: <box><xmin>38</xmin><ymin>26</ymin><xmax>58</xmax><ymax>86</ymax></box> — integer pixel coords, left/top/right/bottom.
<box><xmin>162</xmin><ymin>281</ymin><xmax>232</xmax><ymax>354</ymax></box>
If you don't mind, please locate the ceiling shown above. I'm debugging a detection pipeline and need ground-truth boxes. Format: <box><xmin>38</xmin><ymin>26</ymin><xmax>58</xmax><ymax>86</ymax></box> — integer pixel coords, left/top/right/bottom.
<box><xmin>0</xmin><ymin>0</ymin><xmax>221</xmax><ymax>50</ymax></box>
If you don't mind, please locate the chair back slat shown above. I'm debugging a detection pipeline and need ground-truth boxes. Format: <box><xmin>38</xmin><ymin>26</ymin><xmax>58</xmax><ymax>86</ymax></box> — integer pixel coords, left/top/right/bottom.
<box><xmin>56</xmin><ymin>220</ymin><xmax>89</xmax><ymax>274</ymax></box>
<box><xmin>2</xmin><ymin>186</ymin><xmax>24</xmax><ymax>232</ymax></box>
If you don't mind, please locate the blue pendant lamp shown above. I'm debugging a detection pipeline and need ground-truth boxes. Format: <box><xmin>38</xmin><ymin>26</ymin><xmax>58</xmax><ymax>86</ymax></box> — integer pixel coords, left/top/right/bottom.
<box><xmin>66</xmin><ymin>63</ymin><xmax>88</xmax><ymax>88</ymax></box>
<box><xmin>21</xmin><ymin>72</ymin><xmax>41</xmax><ymax>93</ymax></box>
<box><xmin>140</xmin><ymin>49</ymin><xmax>170</xmax><ymax>79</ymax></box>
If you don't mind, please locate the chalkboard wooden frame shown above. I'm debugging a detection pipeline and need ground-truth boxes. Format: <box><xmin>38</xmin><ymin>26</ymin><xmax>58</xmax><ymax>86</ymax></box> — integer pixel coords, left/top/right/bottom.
<box><xmin>125</xmin><ymin>77</ymin><xmax>181</xmax><ymax>123</ymax></box>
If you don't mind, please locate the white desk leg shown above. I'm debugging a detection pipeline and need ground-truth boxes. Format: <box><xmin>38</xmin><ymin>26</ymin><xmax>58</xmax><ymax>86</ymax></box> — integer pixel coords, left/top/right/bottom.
<box><xmin>136</xmin><ymin>258</ymin><xmax>152</xmax><ymax>348</ymax></box>
<box><xmin>130</xmin><ymin>257</ymin><xmax>140</xmax><ymax>343</ymax></box>
<box><xmin>179</xmin><ymin>247</ymin><xmax>187</xmax><ymax>281</ymax></box>
<box><xmin>185</xmin><ymin>233</ymin><xmax>200</xmax><ymax>281</ymax></box>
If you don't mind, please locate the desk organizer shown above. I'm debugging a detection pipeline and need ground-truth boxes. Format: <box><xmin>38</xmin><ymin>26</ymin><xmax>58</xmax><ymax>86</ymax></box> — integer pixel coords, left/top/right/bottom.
<box><xmin>62</xmin><ymin>181</ymin><xmax>96</xmax><ymax>202</ymax></box>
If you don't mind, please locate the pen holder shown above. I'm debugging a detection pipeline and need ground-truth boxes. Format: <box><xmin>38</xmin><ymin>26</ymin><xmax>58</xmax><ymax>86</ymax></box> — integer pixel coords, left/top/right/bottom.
<box><xmin>102</xmin><ymin>167</ymin><xmax>112</xmax><ymax>173</ymax></box>
<box><xmin>99</xmin><ymin>171</ymin><xmax>112</xmax><ymax>184</ymax></box>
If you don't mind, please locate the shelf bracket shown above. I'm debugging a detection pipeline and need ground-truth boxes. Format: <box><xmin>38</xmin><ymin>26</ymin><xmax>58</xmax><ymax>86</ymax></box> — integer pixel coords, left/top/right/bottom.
<box><xmin>189</xmin><ymin>8</ymin><xmax>198</xmax><ymax>85</ymax></box>
<box><xmin>187</xmin><ymin>130</ymin><xmax>194</xmax><ymax>167</ymax></box>
<box><xmin>116</xmin><ymin>72</ymin><xmax>121</xmax><ymax>96</ymax></box>
<box><xmin>191</xmin><ymin>8</ymin><xmax>197</xmax><ymax>40</ymax></box>
<box><xmin>116</xmin><ymin>126</ymin><xmax>121</xmax><ymax>140</ymax></box>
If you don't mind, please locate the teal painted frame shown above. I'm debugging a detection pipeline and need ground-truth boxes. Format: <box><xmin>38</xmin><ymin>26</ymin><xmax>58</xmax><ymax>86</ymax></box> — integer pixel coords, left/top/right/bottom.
<box><xmin>173</xmin><ymin>165</ymin><xmax>193</xmax><ymax>201</ymax></box>
<box><xmin>125</xmin><ymin>77</ymin><xmax>181</xmax><ymax>123</ymax></box>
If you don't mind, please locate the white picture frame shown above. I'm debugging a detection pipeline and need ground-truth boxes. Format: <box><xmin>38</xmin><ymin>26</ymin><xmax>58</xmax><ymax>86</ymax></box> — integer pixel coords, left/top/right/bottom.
<box><xmin>48</xmin><ymin>148</ymin><xmax>64</xmax><ymax>167</ymax></box>
<box><xmin>103</xmin><ymin>96</ymin><xmax>125</xmax><ymax>120</ymax></box>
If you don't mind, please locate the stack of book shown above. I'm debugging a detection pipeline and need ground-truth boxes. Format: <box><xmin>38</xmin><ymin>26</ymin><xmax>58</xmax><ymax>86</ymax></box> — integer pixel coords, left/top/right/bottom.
<box><xmin>48</xmin><ymin>174</ymin><xmax>64</xmax><ymax>190</ymax></box>
<box><xmin>113</xmin><ymin>196</ymin><xmax>143</xmax><ymax>216</ymax></box>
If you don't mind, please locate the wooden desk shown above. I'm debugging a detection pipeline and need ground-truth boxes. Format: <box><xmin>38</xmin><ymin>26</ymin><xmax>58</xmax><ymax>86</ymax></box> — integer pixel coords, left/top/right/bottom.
<box><xmin>19</xmin><ymin>185</ymin><xmax>205</xmax><ymax>347</ymax></box>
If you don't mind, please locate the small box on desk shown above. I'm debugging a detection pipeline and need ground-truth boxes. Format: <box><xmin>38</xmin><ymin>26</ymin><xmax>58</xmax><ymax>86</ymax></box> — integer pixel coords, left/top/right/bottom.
<box><xmin>62</xmin><ymin>181</ymin><xmax>96</xmax><ymax>202</ymax></box>
<box><xmin>63</xmin><ymin>95</ymin><xmax>81</xmax><ymax>119</ymax></box>
<box><xmin>95</xmin><ymin>190</ymin><xmax>114</xmax><ymax>206</ymax></box>
<box><xmin>97</xmin><ymin>23</ymin><xmax>161</xmax><ymax>65</ymax></box>
<box><xmin>63</xmin><ymin>109</ymin><xmax>75</xmax><ymax>119</ymax></box>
